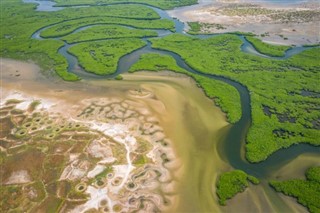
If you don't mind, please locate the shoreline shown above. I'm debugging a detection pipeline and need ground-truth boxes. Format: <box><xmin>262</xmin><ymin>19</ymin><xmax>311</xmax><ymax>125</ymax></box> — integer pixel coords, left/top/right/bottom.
<box><xmin>168</xmin><ymin>0</ymin><xmax>320</xmax><ymax>45</ymax></box>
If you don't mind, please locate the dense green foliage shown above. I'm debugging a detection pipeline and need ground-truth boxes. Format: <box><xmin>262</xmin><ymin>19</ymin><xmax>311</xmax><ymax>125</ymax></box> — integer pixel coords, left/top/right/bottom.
<box><xmin>115</xmin><ymin>74</ymin><xmax>124</xmax><ymax>80</ymax></box>
<box><xmin>62</xmin><ymin>25</ymin><xmax>157</xmax><ymax>43</ymax></box>
<box><xmin>150</xmin><ymin>34</ymin><xmax>320</xmax><ymax>162</ymax></box>
<box><xmin>41</xmin><ymin>17</ymin><xmax>174</xmax><ymax>38</ymax></box>
<box><xmin>68</xmin><ymin>39</ymin><xmax>146</xmax><ymax>75</ymax></box>
<box><xmin>270</xmin><ymin>167</ymin><xmax>320</xmax><ymax>213</ymax></box>
<box><xmin>129</xmin><ymin>53</ymin><xmax>185</xmax><ymax>72</ymax></box>
<box><xmin>129</xmin><ymin>53</ymin><xmax>241</xmax><ymax>123</ymax></box>
<box><xmin>287</xmin><ymin>48</ymin><xmax>320</xmax><ymax>72</ymax></box>
<box><xmin>216</xmin><ymin>170</ymin><xmax>259</xmax><ymax>205</ymax></box>
<box><xmin>187</xmin><ymin>22</ymin><xmax>202</xmax><ymax>34</ymax></box>
<box><xmin>53</xmin><ymin>0</ymin><xmax>197</xmax><ymax>10</ymax></box>
<box><xmin>0</xmin><ymin>0</ymin><xmax>81</xmax><ymax>80</ymax></box>
<box><xmin>0</xmin><ymin>0</ymin><xmax>173</xmax><ymax>80</ymax></box>
<box><xmin>245</xmin><ymin>36</ymin><xmax>291</xmax><ymax>57</ymax></box>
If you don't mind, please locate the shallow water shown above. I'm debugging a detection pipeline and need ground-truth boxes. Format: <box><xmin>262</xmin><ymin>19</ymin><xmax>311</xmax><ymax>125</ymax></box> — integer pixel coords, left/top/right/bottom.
<box><xmin>1</xmin><ymin>59</ymin><xmax>231</xmax><ymax>212</ymax></box>
<box><xmin>5</xmin><ymin>0</ymin><xmax>320</xmax><ymax>211</ymax></box>
<box><xmin>23</xmin><ymin>0</ymin><xmax>63</xmax><ymax>11</ymax></box>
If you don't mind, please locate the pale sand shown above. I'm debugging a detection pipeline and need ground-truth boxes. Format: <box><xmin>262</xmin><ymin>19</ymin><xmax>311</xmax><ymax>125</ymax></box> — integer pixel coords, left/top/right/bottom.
<box><xmin>168</xmin><ymin>0</ymin><xmax>320</xmax><ymax>45</ymax></box>
<box><xmin>5</xmin><ymin>170</ymin><xmax>32</xmax><ymax>185</ymax></box>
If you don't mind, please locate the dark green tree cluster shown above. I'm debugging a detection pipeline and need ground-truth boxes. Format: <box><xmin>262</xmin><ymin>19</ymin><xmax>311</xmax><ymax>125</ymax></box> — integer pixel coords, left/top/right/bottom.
<box><xmin>216</xmin><ymin>170</ymin><xmax>259</xmax><ymax>205</ymax></box>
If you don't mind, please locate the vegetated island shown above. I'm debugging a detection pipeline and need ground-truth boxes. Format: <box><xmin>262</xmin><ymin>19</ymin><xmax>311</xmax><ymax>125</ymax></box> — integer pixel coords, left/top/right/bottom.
<box><xmin>53</xmin><ymin>0</ymin><xmax>197</xmax><ymax>10</ymax></box>
<box><xmin>270</xmin><ymin>166</ymin><xmax>320</xmax><ymax>213</ymax></box>
<box><xmin>68</xmin><ymin>38</ymin><xmax>147</xmax><ymax>75</ymax></box>
<box><xmin>216</xmin><ymin>170</ymin><xmax>259</xmax><ymax>206</ymax></box>
<box><xmin>61</xmin><ymin>25</ymin><xmax>158</xmax><ymax>44</ymax></box>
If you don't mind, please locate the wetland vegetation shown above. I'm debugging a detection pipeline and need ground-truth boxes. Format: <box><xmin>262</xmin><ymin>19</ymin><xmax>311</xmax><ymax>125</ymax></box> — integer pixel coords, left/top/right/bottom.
<box><xmin>1</xmin><ymin>0</ymin><xmax>320</xmax><ymax>212</ymax></box>
<box><xmin>40</xmin><ymin>17</ymin><xmax>175</xmax><ymax>38</ymax></box>
<box><xmin>187</xmin><ymin>22</ymin><xmax>226</xmax><ymax>35</ymax></box>
<box><xmin>61</xmin><ymin>25</ymin><xmax>157</xmax><ymax>43</ymax></box>
<box><xmin>245</xmin><ymin>36</ymin><xmax>291</xmax><ymax>57</ymax></box>
<box><xmin>216</xmin><ymin>170</ymin><xmax>259</xmax><ymax>205</ymax></box>
<box><xmin>0</xmin><ymin>0</ymin><xmax>173</xmax><ymax>80</ymax></box>
<box><xmin>68</xmin><ymin>39</ymin><xmax>146</xmax><ymax>75</ymax></box>
<box><xmin>149</xmin><ymin>33</ymin><xmax>320</xmax><ymax>162</ymax></box>
<box><xmin>270</xmin><ymin>167</ymin><xmax>320</xmax><ymax>213</ymax></box>
<box><xmin>129</xmin><ymin>53</ymin><xmax>241</xmax><ymax>123</ymax></box>
<box><xmin>53</xmin><ymin>0</ymin><xmax>198</xmax><ymax>10</ymax></box>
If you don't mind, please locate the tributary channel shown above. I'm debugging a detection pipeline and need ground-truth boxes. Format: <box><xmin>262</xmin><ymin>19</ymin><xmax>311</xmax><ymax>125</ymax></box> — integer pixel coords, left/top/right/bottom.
<box><xmin>25</xmin><ymin>0</ymin><xmax>320</xmax><ymax>210</ymax></box>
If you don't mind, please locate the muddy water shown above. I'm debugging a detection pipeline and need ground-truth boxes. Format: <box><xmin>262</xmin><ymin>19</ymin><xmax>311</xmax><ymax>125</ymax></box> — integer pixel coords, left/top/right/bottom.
<box><xmin>1</xmin><ymin>58</ymin><xmax>232</xmax><ymax>212</ymax></box>
<box><xmin>2</xmin><ymin>56</ymin><xmax>319</xmax><ymax>212</ymax></box>
<box><xmin>85</xmin><ymin>71</ymin><xmax>234</xmax><ymax>212</ymax></box>
<box><xmin>122</xmin><ymin>72</ymin><xmax>231</xmax><ymax>212</ymax></box>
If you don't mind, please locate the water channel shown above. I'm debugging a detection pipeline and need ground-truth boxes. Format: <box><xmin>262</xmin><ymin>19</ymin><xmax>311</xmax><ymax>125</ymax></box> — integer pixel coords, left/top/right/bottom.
<box><xmin>23</xmin><ymin>0</ymin><xmax>320</xmax><ymax>210</ymax></box>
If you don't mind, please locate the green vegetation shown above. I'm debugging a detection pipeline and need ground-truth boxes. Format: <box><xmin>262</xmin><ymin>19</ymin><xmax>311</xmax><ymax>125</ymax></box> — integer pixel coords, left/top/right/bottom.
<box><xmin>303</xmin><ymin>43</ymin><xmax>320</xmax><ymax>47</ymax></box>
<box><xmin>129</xmin><ymin>53</ymin><xmax>241</xmax><ymax>123</ymax></box>
<box><xmin>187</xmin><ymin>22</ymin><xmax>202</xmax><ymax>34</ymax></box>
<box><xmin>53</xmin><ymin>4</ymin><xmax>161</xmax><ymax>20</ymax></box>
<box><xmin>270</xmin><ymin>167</ymin><xmax>320</xmax><ymax>213</ymax></box>
<box><xmin>216</xmin><ymin>170</ymin><xmax>259</xmax><ymax>205</ymax></box>
<box><xmin>115</xmin><ymin>74</ymin><xmax>124</xmax><ymax>80</ymax></box>
<box><xmin>150</xmin><ymin>34</ymin><xmax>320</xmax><ymax>162</ymax></box>
<box><xmin>228</xmin><ymin>31</ymin><xmax>256</xmax><ymax>36</ymax></box>
<box><xmin>41</xmin><ymin>17</ymin><xmax>174</xmax><ymax>38</ymax></box>
<box><xmin>62</xmin><ymin>25</ymin><xmax>157</xmax><ymax>43</ymax></box>
<box><xmin>0</xmin><ymin>0</ymin><xmax>168</xmax><ymax>81</ymax></box>
<box><xmin>68</xmin><ymin>39</ymin><xmax>146</xmax><ymax>75</ymax></box>
<box><xmin>95</xmin><ymin>167</ymin><xmax>113</xmax><ymax>180</ymax></box>
<box><xmin>245</xmin><ymin>36</ymin><xmax>291</xmax><ymax>57</ymax></box>
<box><xmin>53</xmin><ymin>0</ymin><xmax>197</xmax><ymax>10</ymax></box>
<box><xmin>187</xmin><ymin>22</ymin><xmax>226</xmax><ymax>35</ymax></box>
<box><xmin>287</xmin><ymin>48</ymin><xmax>320</xmax><ymax>72</ymax></box>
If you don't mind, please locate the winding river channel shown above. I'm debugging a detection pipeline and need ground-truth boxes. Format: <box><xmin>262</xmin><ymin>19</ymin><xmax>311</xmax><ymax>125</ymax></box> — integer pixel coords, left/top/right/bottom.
<box><xmin>23</xmin><ymin>0</ymin><xmax>320</xmax><ymax>211</ymax></box>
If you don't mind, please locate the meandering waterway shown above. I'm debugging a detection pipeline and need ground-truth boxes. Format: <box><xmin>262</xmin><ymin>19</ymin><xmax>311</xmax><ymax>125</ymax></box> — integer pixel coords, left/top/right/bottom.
<box><xmin>17</xmin><ymin>0</ymin><xmax>320</xmax><ymax>211</ymax></box>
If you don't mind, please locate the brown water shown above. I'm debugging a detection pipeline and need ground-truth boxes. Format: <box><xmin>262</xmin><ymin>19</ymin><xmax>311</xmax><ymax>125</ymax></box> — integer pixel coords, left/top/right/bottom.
<box><xmin>126</xmin><ymin>72</ymin><xmax>231</xmax><ymax>212</ymax></box>
<box><xmin>87</xmin><ymin>71</ymin><xmax>233</xmax><ymax>212</ymax></box>
<box><xmin>1</xmin><ymin>58</ymin><xmax>315</xmax><ymax>212</ymax></box>
<box><xmin>1</xmin><ymin>59</ymin><xmax>230</xmax><ymax>212</ymax></box>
